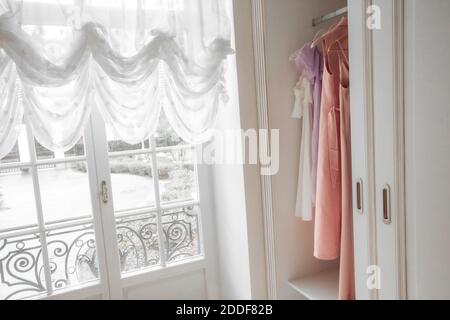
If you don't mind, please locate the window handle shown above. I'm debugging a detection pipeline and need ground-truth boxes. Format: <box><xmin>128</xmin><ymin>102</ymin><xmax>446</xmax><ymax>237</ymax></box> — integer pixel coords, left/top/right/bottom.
<box><xmin>101</xmin><ymin>180</ymin><xmax>109</xmax><ymax>204</ymax></box>
<box><xmin>382</xmin><ymin>184</ymin><xmax>391</xmax><ymax>224</ymax></box>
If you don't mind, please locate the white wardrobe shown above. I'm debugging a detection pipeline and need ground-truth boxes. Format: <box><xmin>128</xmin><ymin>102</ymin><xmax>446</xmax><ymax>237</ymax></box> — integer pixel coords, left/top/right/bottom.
<box><xmin>247</xmin><ymin>0</ymin><xmax>450</xmax><ymax>300</ymax></box>
<box><xmin>349</xmin><ymin>0</ymin><xmax>450</xmax><ymax>300</ymax></box>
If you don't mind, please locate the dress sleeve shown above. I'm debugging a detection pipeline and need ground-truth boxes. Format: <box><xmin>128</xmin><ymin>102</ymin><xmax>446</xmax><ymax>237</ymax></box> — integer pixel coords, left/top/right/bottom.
<box><xmin>291</xmin><ymin>74</ymin><xmax>313</xmax><ymax>119</ymax></box>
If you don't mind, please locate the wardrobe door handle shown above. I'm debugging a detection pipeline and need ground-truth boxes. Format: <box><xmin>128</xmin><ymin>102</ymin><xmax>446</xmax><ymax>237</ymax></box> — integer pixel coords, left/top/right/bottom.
<box><xmin>382</xmin><ymin>184</ymin><xmax>391</xmax><ymax>224</ymax></box>
<box><xmin>355</xmin><ymin>178</ymin><xmax>363</xmax><ymax>214</ymax></box>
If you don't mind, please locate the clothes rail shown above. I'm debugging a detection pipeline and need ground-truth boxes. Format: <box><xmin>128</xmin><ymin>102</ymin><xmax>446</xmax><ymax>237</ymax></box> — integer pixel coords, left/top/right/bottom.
<box><xmin>312</xmin><ymin>7</ymin><xmax>347</xmax><ymax>27</ymax></box>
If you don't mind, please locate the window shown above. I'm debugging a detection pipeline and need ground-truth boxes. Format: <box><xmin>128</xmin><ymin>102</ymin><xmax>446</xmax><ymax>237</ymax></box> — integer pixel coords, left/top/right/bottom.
<box><xmin>0</xmin><ymin>112</ymin><xmax>204</xmax><ymax>300</ymax></box>
<box><xmin>0</xmin><ymin>0</ymin><xmax>231</xmax><ymax>300</ymax></box>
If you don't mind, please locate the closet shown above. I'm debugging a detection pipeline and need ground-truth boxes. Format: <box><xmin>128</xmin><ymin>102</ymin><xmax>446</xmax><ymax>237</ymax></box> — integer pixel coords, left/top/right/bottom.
<box><xmin>253</xmin><ymin>0</ymin><xmax>346</xmax><ymax>300</ymax></box>
<box><xmin>254</xmin><ymin>0</ymin><xmax>450</xmax><ymax>300</ymax></box>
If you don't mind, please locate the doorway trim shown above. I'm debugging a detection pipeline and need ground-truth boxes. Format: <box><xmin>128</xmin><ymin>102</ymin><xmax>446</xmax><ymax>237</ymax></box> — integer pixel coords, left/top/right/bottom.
<box><xmin>250</xmin><ymin>0</ymin><xmax>277</xmax><ymax>300</ymax></box>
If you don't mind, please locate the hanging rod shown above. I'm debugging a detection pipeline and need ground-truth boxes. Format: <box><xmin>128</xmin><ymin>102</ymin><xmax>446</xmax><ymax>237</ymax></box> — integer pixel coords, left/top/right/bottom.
<box><xmin>312</xmin><ymin>7</ymin><xmax>348</xmax><ymax>27</ymax></box>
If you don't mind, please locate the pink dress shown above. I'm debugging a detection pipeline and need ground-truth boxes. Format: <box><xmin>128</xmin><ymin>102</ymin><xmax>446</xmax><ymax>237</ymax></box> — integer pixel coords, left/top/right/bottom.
<box><xmin>336</xmin><ymin>38</ymin><xmax>355</xmax><ymax>301</ymax></box>
<box><xmin>314</xmin><ymin>20</ymin><xmax>347</xmax><ymax>260</ymax></box>
<box><xmin>314</xmin><ymin>17</ymin><xmax>355</xmax><ymax>300</ymax></box>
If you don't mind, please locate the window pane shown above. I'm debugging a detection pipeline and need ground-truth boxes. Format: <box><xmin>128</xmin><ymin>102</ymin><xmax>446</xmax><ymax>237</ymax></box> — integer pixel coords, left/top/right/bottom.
<box><xmin>157</xmin><ymin>148</ymin><xmax>198</xmax><ymax>204</ymax></box>
<box><xmin>35</xmin><ymin>137</ymin><xmax>85</xmax><ymax>160</ymax></box>
<box><xmin>163</xmin><ymin>206</ymin><xmax>201</xmax><ymax>264</ymax></box>
<box><xmin>64</xmin><ymin>138</ymin><xmax>85</xmax><ymax>158</ymax></box>
<box><xmin>35</xmin><ymin>140</ymin><xmax>54</xmax><ymax>160</ymax></box>
<box><xmin>154</xmin><ymin>113</ymin><xmax>186</xmax><ymax>148</ymax></box>
<box><xmin>116</xmin><ymin>212</ymin><xmax>160</xmax><ymax>274</ymax></box>
<box><xmin>108</xmin><ymin>140</ymin><xmax>150</xmax><ymax>153</ymax></box>
<box><xmin>0</xmin><ymin>234</ymin><xmax>46</xmax><ymax>300</ymax></box>
<box><xmin>109</xmin><ymin>155</ymin><xmax>156</xmax><ymax>212</ymax></box>
<box><xmin>107</xmin><ymin>128</ymin><xmax>150</xmax><ymax>153</ymax></box>
<box><xmin>38</xmin><ymin>162</ymin><xmax>93</xmax><ymax>223</ymax></box>
<box><xmin>46</xmin><ymin>225</ymin><xmax>99</xmax><ymax>290</ymax></box>
<box><xmin>0</xmin><ymin>168</ymin><xmax>38</xmax><ymax>231</ymax></box>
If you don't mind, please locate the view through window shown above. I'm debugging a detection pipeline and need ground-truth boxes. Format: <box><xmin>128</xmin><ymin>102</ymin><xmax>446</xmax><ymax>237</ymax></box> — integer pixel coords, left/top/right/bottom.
<box><xmin>0</xmin><ymin>112</ymin><xmax>203</xmax><ymax>300</ymax></box>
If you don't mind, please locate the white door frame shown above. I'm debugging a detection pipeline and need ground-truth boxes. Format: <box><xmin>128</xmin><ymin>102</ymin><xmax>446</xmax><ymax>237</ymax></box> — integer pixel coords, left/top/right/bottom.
<box><xmin>82</xmin><ymin>107</ymin><xmax>219</xmax><ymax>300</ymax></box>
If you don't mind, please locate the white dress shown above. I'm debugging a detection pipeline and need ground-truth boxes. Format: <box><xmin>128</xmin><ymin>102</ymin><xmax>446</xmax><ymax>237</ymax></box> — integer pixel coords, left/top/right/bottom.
<box><xmin>292</xmin><ymin>74</ymin><xmax>314</xmax><ymax>221</ymax></box>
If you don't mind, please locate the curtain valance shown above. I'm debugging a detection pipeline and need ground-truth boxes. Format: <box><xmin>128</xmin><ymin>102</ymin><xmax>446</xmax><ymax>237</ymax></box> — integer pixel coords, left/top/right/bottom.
<box><xmin>0</xmin><ymin>0</ymin><xmax>233</xmax><ymax>159</ymax></box>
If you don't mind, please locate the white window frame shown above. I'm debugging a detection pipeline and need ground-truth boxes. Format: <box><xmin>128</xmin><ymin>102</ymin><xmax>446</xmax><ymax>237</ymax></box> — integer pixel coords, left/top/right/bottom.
<box><xmin>0</xmin><ymin>101</ymin><xmax>216</xmax><ymax>301</ymax></box>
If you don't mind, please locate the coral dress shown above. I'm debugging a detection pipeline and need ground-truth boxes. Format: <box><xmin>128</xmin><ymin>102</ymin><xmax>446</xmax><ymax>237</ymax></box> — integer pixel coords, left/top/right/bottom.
<box><xmin>314</xmin><ymin>17</ymin><xmax>355</xmax><ymax>300</ymax></box>
<box><xmin>314</xmin><ymin>20</ymin><xmax>347</xmax><ymax>260</ymax></box>
<box><xmin>336</xmin><ymin>37</ymin><xmax>355</xmax><ymax>301</ymax></box>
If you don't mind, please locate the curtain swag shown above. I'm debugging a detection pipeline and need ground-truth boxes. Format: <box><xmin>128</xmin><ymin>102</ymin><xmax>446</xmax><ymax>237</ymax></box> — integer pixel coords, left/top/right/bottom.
<box><xmin>0</xmin><ymin>0</ymin><xmax>234</xmax><ymax>159</ymax></box>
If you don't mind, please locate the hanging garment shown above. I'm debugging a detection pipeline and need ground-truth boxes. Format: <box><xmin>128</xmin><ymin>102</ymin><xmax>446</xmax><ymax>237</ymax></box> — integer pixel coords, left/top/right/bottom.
<box><xmin>292</xmin><ymin>73</ymin><xmax>314</xmax><ymax>220</ymax></box>
<box><xmin>293</xmin><ymin>44</ymin><xmax>323</xmax><ymax>208</ymax></box>
<box><xmin>314</xmin><ymin>18</ymin><xmax>348</xmax><ymax>260</ymax></box>
<box><xmin>336</xmin><ymin>39</ymin><xmax>355</xmax><ymax>300</ymax></box>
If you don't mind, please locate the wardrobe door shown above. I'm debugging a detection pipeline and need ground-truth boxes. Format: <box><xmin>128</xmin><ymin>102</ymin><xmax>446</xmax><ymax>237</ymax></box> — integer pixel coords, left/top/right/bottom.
<box><xmin>348</xmin><ymin>0</ymin><xmax>376</xmax><ymax>300</ymax></box>
<box><xmin>371</xmin><ymin>0</ymin><xmax>406</xmax><ymax>300</ymax></box>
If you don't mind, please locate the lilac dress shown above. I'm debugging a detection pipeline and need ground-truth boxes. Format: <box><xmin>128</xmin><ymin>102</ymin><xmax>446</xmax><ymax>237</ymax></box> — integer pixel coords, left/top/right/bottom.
<box><xmin>294</xmin><ymin>43</ymin><xmax>323</xmax><ymax>206</ymax></box>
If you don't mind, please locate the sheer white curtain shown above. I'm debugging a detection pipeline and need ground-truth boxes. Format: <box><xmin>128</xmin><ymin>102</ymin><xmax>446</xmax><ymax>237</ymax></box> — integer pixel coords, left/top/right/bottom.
<box><xmin>0</xmin><ymin>0</ymin><xmax>233</xmax><ymax>158</ymax></box>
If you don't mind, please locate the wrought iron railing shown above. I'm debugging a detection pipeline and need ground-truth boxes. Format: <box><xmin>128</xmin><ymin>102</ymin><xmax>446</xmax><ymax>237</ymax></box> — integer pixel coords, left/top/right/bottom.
<box><xmin>0</xmin><ymin>206</ymin><xmax>200</xmax><ymax>300</ymax></box>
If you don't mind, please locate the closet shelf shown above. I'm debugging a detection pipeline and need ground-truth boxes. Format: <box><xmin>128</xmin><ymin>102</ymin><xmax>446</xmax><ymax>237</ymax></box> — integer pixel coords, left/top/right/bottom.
<box><xmin>288</xmin><ymin>268</ymin><xmax>339</xmax><ymax>300</ymax></box>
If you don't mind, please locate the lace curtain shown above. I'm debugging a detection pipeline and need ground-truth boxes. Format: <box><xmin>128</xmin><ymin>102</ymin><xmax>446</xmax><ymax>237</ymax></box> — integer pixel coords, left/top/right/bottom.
<box><xmin>0</xmin><ymin>0</ymin><xmax>233</xmax><ymax>159</ymax></box>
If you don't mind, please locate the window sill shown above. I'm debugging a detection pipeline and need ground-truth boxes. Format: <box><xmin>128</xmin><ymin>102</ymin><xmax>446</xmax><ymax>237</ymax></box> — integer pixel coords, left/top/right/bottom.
<box><xmin>121</xmin><ymin>256</ymin><xmax>207</xmax><ymax>288</ymax></box>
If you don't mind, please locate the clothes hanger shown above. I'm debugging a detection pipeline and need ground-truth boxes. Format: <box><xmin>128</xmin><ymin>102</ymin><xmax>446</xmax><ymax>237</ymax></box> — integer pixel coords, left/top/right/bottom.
<box><xmin>327</xmin><ymin>34</ymin><xmax>348</xmax><ymax>52</ymax></box>
<box><xmin>310</xmin><ymin>29</ymin><xmax>325</xmax><ymax>48</ymax></box>
<box><xmin>311</xmin><ymin>16</ymin><xmax>347</xmax><ymax>48</ymax></box>
<box><xmin>289</xmin><ymin>28</ymin><xmax>325</xmax><ymax>61</ymax></box>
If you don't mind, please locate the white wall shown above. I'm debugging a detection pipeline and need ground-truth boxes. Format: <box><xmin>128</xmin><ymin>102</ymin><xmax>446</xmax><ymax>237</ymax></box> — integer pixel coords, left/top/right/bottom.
<box><xmin>210</xmin><ymin>81</ymin><xmax>254</xmax><ymax>300</ymax></box>
<box><xmin>209</xmin><ymin>0</ymin><xmax>267</xmax><ymax>300</ymax></box>
<box><xmin>262</xmin><ymin>0</ymin><xmax>346</xmax><ymax>299</ymax></box>
<box><xmin>124</xmin><ymin>271</ymin><xmax>206</xmax><ymax>300</ymax></box>
<box><xmin>405</xmin><ymin>0</ymin><xmax>450</xmax><ymax>299</ymax></box>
